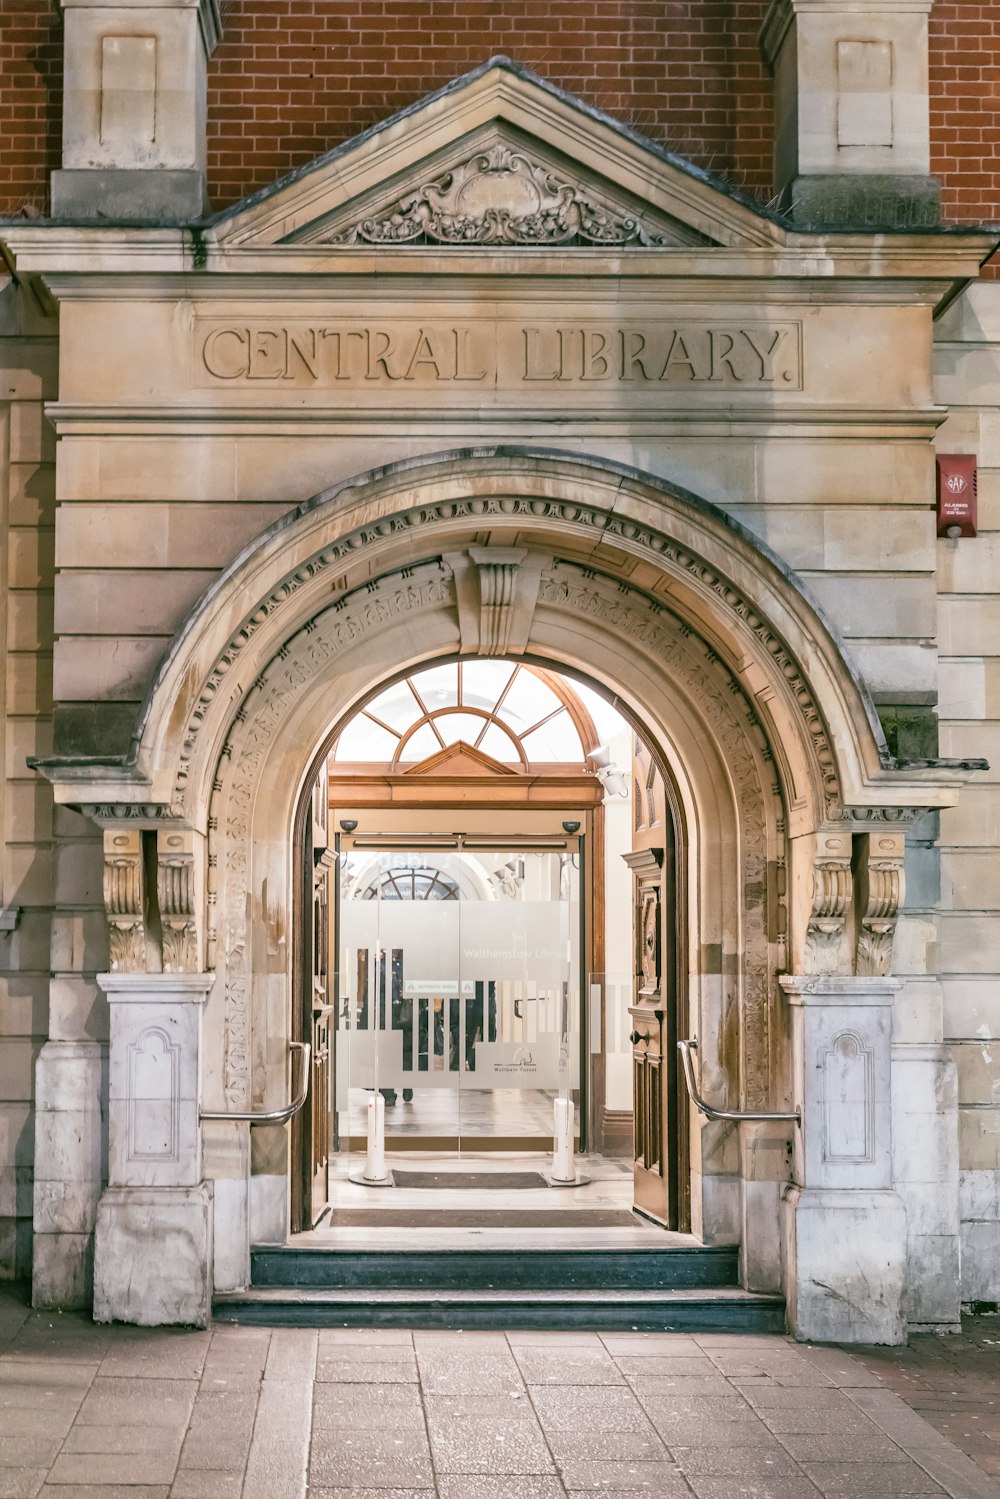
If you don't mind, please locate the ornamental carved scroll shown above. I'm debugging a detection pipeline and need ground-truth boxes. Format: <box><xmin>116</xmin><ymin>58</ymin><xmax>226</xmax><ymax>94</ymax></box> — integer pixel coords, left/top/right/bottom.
<box><xmin>855</xmin><ymin>830</ymin><xmax>906</xmax><ymax>977</ymax></box>
<box><xmin>101</xmin><ymin>825</ymin><xmax>203</xmax><ymax>974</ymax></box>
<box><xmin>157</xmin><ymin>830</ymin><xmax>199</xmax><ymax>974</ymax></box>
<box><xmin>805</xmin><ymin>833</ymin><xmax>853</xmax><ymax>976</ymax></box>
<box><xmin>324</xmin><ymin>145</ymin><xmax>674</xmax><ymax>248</ymax></box>
<box><xmin>468</xmin><ymin>545</ymin><xmax>527</xmax><ymax>655</ymax></box>
<box><xmin>103</xmin><ymin>829</ymin><xmax>147</xmax><ymax>972</ymax></box>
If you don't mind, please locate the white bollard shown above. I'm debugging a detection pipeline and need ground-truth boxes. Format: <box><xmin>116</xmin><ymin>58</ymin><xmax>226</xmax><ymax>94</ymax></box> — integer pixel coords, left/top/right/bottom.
<box><xmin>363</xmin><ymin>1092</ymin><xmax>389</xmax><ymax>1183</ymax></box>
<box><xmin>551</xmin><ymin>1096</ymin><xmax>575</xmax><ymax>1183</ymax></box>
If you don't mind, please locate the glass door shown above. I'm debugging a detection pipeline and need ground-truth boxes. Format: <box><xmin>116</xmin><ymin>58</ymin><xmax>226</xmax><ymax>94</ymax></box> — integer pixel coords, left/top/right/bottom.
<box><xmin>334</xmin><ymin>846</ymin><xmax>580</xmax><ymax>1164</ymax></box>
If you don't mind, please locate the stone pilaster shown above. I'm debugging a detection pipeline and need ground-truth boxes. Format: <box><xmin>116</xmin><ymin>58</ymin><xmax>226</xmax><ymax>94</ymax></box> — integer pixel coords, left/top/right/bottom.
<box><xmin>92</xmin><ymin>972</ymin><xmax>213</xmax><ymax>1326</ymax></box>
<box><xmin>51</xmin><ymin>0</ymin><xmax>223</xmax><ymax>220</ymax></box>
<box><xmin>780</xmin><ymin>974</ymin><xmax>908</xmax><ymax>1344</ymax></box>
<box><xmin>760</xmin><ymin>0</ymin><xmax>939</xmax><ymax>228</ymax></box>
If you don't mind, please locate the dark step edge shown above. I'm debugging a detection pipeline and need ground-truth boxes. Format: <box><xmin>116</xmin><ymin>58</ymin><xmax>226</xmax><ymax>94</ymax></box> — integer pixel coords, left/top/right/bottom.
<box><xmin>253</xmin><ymin>1244</ymin><xmax>739</xmax><ymax>1258</ymax></box>
<box><xmin>212</xmin><ymin>1292</ymin><xmax>784</xmax><ymax>1333</ymax></box>
<box><xmin>250</xmin><ymin>1251</ymin><xmax>738</xmax><ymax>1291</ymax></box>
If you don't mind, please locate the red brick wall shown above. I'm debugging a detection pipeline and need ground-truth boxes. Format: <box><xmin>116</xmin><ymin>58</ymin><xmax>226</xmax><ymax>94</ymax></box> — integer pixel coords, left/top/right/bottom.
<box><xmin>0</xmin><ymin>0</ymin><xmax>61</xmax><ymax>218</ymax></box>
<box><xmin>206</xmin><ymin>0</ymin><xmax>773</xmax><ymax>211</ymax></box>
<box><xmin>1</xmin><ymin>0</ymin><xmax>999</xmax><ymax>232</ymax></box>
<box><xmin>930</xmin><ymin>2</ymin><xmax>1000</xmax><ymax>227</ymax></box>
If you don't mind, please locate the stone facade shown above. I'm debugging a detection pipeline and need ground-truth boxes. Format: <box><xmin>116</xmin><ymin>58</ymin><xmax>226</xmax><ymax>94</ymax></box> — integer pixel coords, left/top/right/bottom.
<box><xmin>0</xmin><ymin>1</ymin><xmax>998</xmax><ymax>1339</ymax></box>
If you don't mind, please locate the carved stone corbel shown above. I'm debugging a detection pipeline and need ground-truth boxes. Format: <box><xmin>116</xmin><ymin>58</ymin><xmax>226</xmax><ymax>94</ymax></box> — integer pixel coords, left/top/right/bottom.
<box><xmin>157</xmin><ymin>829</ymin><xmax>200</xmax><ymax>973</ymax></box>
<box><xmin>103</xmin><ymin>829</ymin><xmax>147</xmax><ymax>972</ymax></box>
<box><xmin>805</xmin><ymin>833</ymin><xmax>853</xmax><ymax>976</ymax></box>
<box><xmin>467</xmin><ymin>546</ymin><xmax>527</xmax><ymax>655</ymax></box>
<box><xmin>854</xmin><ymin>830</ymin><xmax>906</xmax><ymax>977</ymax></box>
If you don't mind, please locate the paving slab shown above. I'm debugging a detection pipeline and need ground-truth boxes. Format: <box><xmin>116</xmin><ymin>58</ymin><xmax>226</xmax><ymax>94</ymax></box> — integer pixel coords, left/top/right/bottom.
<box><xmin>0</xmin><ymin>1286</ymin><xmax>997</xmax><ymax>1499</ymax></box>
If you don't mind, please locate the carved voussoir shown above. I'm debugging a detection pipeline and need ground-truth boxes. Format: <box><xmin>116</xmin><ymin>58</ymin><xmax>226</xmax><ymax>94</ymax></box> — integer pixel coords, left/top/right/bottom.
<box><xmin>854</xmin><ymin>830</ymin><xmax>906</xmax><ymax>978</ymax></box>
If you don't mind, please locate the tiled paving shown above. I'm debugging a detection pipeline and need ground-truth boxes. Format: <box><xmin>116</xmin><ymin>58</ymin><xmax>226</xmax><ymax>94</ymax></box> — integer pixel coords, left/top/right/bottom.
<box><xmin>1</xmin><ymin>1284</ymin><xmax>997</xmax><ymax>1499</ymax></box>
<box><xmin>853</xmin><ymin>1319</ymin><xmax>1000</xmax><ymax>1484</ymax></box>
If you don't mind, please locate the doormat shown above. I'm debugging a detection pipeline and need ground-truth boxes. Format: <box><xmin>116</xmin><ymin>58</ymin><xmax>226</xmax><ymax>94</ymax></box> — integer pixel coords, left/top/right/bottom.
<box><xmin>391</xmin><ymin>1169</ymin><xmax>550</xmax><ymax>1190</ymax></box>
<box><xmin>330</xmin><ymin>1209</ymin><xmax>638</xmax><ymax>1227</ymax></box>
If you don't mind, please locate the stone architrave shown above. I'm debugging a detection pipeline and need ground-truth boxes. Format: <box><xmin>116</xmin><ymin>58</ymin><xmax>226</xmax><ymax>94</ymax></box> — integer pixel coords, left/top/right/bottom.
<box><xmin>780</xmin><ymin>974</ymin><xmax>907</xmax><ymax>1344</ymax></box>
<box><xmin>92</xmin><ymin>972</ymin><xmax>214</xmax><ymax>1326</ymax></box>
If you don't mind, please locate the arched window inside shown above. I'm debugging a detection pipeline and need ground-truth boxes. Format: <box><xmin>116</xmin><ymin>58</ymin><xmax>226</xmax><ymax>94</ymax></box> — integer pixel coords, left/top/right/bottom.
<box><xmin>333</xmin><ymin>662</ymin><xmax>595</xmax><ymax>767</ymax></box>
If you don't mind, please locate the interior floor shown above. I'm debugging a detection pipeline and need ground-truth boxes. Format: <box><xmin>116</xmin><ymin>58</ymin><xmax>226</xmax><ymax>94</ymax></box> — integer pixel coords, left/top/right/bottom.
<box><xmin>301</xmin><ymin>1150</ymin><xmax>691</xmax><ymax>1246</ymax></box>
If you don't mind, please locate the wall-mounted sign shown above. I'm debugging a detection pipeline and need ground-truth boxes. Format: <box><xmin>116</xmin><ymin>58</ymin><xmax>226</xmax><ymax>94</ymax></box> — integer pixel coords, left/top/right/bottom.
<box><xmin>937</xmin><ymin>454</ymin><xmax>977</xmax><ymax>538</ymax></box>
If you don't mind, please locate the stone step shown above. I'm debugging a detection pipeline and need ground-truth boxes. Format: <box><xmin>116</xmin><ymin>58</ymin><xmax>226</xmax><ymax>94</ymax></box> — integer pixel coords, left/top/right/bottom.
<box><xmin>249</xmin><ymin>1244</ymin><xmax>740</xmax><ymax>1291</ymax></box>
<box><xmin>213</xmin><ymin>1285</ymin><xmax>785</xmax><ymax>1332</ymax></box>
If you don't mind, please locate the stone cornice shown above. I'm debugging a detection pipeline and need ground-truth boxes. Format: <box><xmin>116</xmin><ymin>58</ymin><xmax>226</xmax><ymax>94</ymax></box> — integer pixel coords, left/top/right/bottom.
<box><xmin>762</xmin><ymin>0</ymin><xmax>935</xmax><ymax>67</ymax></box>
<box><xmin>58</xmin><ymin>0</ymin><xmax>223</xmax><ymax>53</ymax></box>
<box><xmin>40</xmin><ymin>406</ymin><xmax>952</xmax><ymax>446</ymax></box>
<box><xmin>4</xmin><ymin>235</ymin><xmax>995</xmax><ymax>286</ymax></box>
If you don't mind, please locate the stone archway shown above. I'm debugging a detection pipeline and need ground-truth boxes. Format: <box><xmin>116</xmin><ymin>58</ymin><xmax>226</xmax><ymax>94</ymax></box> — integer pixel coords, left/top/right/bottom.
<box><xmin>38</xmin><ymin>448</ymin><xmax>945</xmax><ymax>1338</ymax></box>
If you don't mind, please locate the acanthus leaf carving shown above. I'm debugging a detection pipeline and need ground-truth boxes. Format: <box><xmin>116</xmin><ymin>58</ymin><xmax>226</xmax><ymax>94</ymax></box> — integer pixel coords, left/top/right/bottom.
<box><xmin>323</xmin><ymin>145</ymin><xmax>674</xmax><ymax>249</ymax></box>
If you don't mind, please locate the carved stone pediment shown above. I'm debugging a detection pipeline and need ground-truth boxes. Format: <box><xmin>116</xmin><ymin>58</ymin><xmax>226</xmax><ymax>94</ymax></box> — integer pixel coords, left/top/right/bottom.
<box><xmin>313</xmin><ymin>141</ymin><xmax>688</xmax><ymax>249</ymax></box>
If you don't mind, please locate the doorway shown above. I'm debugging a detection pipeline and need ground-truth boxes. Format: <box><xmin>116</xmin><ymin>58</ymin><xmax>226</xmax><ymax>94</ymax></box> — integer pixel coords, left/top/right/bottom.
<box><xmin>337</xmin><ymin>843</ymin><xmax>580</xmax><ymax>1155</ymax></box>
<box><xmin>294</xmin><ymin>659</ymin><xmax>688</xmax><ymax>1236</ymax></box>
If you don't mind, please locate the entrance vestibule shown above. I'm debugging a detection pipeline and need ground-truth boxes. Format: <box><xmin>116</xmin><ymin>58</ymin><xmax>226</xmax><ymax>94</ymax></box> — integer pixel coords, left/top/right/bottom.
<box><xmin>297</xmin><ymin>660</ymin><xmax>685</xmax><ymax>1235</ymax></box>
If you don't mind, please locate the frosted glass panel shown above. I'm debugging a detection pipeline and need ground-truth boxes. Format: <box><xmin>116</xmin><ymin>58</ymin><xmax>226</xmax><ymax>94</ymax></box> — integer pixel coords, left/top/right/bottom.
<box><xmin>336</xmin><ymin>849</ymin><xmax>579</xmax><ymax>1153</ymax></box>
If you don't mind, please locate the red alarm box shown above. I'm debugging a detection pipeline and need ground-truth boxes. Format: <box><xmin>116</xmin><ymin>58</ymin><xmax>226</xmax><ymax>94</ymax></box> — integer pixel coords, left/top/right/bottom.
<box><xmin>937</xmin><ymin>454</ymin><xmax>977</xmax><ymax>538</ymax></box>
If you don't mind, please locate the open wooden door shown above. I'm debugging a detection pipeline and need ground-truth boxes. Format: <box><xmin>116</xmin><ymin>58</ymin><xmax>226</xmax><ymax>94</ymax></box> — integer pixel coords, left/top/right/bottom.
<box><xmin>625</xmin><ymin>847</ymin><xmax>672</xmax><ymax>1226</ymax></box>
<box><xmin>623</xmin><ymin>735</ymin><xmax>683</xmax><ymax>1231</ymax></box>
<box><xmin>293</xmin><ymin>761</ymin><xmax>334</xmax><ymax>1232</ymax></box>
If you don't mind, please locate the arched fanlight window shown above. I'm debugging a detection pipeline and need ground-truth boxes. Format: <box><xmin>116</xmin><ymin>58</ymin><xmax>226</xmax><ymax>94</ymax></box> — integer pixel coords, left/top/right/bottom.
<box><xmin>360</xmin><ymin>864</ymin><xmax>461</xmax><ymax>901</ymax></box>
<box><xmin>333</xmin><ymin>662</ymin><xmax>596</xmax><ymax>767</ymax></box>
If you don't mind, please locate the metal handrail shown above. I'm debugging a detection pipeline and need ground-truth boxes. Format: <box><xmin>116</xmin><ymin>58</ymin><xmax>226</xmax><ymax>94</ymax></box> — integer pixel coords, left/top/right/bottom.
<box><xmin>677</xmin><ymin>1039</ymin><xmax>799</xmax><ymax>1124</ymax></box>
<box><xmin>200</xmin><ymin>1041</ymin><xmax>311</xmax><ymax>1123</ymax></box>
